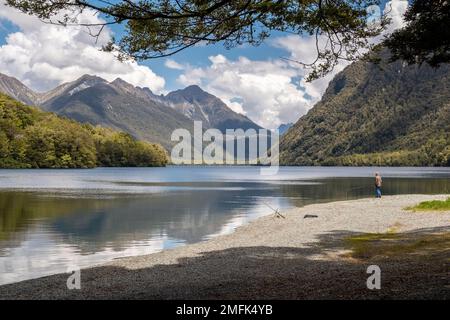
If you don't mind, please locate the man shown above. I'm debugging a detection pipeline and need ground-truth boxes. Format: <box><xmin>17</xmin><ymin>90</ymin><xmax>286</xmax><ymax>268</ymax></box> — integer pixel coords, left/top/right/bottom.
<box><xmin>375</xmin><ymin>173</ymin><xmax>382</xmax><ymax>198</ymax></box>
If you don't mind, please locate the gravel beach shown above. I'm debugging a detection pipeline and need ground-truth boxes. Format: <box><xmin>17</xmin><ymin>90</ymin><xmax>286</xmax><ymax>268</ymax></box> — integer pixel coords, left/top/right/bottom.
<box><xmin>1</xmin><ymin>194</ymin><xmax>449</xmax><ymax>300</ymax></box>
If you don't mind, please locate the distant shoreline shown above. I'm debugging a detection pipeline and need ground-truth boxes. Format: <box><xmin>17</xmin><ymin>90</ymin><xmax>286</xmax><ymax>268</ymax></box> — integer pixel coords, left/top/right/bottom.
<box><xmin>1</xmin><ymin>194</ymin><xmax>449</xmax><ymax>299</ymax></box>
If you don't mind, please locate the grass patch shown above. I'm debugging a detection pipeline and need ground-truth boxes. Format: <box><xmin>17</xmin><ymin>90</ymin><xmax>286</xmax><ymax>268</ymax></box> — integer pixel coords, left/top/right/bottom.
<box><xmin>343</xmin><ymin>231</ymin><xmax>450</xmax><ymax>260</ymax></box>
<box><xmin>405</xmin><ymin>197</ymin><xmax>450</xmax><ymax>212</ymax></box>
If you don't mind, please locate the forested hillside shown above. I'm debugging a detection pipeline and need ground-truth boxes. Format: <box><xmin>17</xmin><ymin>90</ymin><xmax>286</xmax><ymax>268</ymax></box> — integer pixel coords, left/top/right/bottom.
<box><xmin>280</xmin><ymin>50</ymin><xmax>450</xmax><ymax>166</ymax></box>
<box><xmin>0</xmin><ymin>94</ymin><xmax>167</xmax><ymax>168</ymax></box>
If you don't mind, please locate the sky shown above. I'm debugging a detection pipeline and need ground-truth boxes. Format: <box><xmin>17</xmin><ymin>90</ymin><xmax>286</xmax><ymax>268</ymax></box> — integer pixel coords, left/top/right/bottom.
<box><xmin>0</xmin><ymin>0</ymin><xmax>408</xmax><ymax>129</ymax></box>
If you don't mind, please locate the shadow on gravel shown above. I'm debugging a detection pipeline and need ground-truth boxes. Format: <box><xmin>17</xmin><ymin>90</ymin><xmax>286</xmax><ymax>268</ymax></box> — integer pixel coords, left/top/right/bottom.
<box><xmin>1</xmin><ymin>226</ymin><xmax>448</xmax><ymax>300</ymax></box>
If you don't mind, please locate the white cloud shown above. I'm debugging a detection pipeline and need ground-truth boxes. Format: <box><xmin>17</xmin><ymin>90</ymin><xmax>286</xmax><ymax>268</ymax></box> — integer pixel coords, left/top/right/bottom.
<box><xmin>0</xmin><ymin>3</ymin><xmax>165</xmax><ymax>93</ymax></box>
<box><xmin>177</xmin><ymin>55</ymin><xmax>310</xmax><ymax>129</ymax></box>
<box><xmin>272</xmin><ymin>35</ymin><xmax>350</xmax><ymax>102</ymax></box>
<box><xmin>369</xmin><ymin>0</ymin><xmax>409</xmax><ymax>44</ymax></box>
<box><xmin>164</xmin><ymin>59</ymin><xmax>185</xmax><ymax>70</ymax></box>
<box><xmin>384</xmin><ymin>0</ymin><xmax>409</xmax><ymax>32</ymax></box>
<box><xmin>176</xmin><ymin>41</ymin><xmax>343</xmax><ymax>129</ymax></box>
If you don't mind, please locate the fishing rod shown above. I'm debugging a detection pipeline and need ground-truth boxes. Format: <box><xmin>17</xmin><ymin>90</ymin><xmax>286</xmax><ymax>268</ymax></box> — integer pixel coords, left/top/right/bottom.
<box><xmin>262</xmin><ymin>201</ymin><xmax>285</xmax><ymax>219</ymax></box>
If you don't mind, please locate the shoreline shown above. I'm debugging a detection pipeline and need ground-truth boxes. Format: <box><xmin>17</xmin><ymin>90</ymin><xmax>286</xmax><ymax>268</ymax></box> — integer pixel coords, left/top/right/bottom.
<box><xmin>1</xmin><ymin>194</ymin><xmax>449</xmax><ymax>299</ymax></box>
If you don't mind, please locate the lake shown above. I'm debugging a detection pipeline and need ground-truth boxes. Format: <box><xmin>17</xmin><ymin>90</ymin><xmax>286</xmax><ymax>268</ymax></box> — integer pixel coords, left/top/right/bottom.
<box><xmin>0</xmin><ymin>166</ymin><xmax>449</xmax><ymax>285</ymax></box>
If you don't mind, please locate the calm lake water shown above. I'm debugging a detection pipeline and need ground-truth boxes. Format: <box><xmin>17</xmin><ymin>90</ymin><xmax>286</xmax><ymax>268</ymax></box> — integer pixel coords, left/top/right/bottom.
<box><xmin>0</xmin><ymin>166</ymin><xmax>449</xmax><ymax>285</ymax></box>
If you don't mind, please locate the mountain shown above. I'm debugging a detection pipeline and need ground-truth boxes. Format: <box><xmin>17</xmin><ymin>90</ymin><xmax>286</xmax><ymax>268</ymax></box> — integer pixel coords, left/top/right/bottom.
<box><xmin>0</xmin><ymin>93</ymin><xmax>167</xmax><ymax>168</ymax></box>
<box><xmin>0</xmin><ymin>73</ymin><xmax>39</xmax><ymax>105</ymax></box>
<box><xmin>38</xmin><ymin>75</ymin><xmax>193</xmax><ymax>150</ymax></box>
<box><xmin>164</xmin><ymin>85</ymin><xmax>262</xmax><ymax>132</ymax></box>
<box><xmin>280</xmin><ymin>50</ymin><xmax>450</xmax><ymax>166</ymax></box>
<box><xmin>0</xmin><ymin>73</ymin><xmax>262</xmax><ymax>150</ymax></box>
<box><xmin>278</xmin><ymin>123</ymin><xmax>293</xmax><ymax>135</ymax></box>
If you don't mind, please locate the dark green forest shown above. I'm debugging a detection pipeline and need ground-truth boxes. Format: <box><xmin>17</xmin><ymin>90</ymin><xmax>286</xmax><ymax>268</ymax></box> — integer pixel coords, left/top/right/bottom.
<box><xmin>0</xmin><ymin>94</ymin><xmax>168</xmax><ymax>168</ymax></box>
<box><xmin>280</xmin><ymin>50</ymin><xmax>450</xmax><ymax>167</ymax></box>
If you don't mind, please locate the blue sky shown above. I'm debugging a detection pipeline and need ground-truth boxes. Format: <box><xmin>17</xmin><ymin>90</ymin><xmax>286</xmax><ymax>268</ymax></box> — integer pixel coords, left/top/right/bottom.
<box><xmin>0</xmin><ymin>0</ymin><xmax>405</xmax><ymax>128</ymax></box>
<box><xmin>0</xmin><ymin>18</ymin><xmax>17</xmax><ymax>43</ymax></box>
<box><xmin>104</xmin><ymin>15</ymin><xmax>296</xmax><ymax>93</ymax></box>
<box><xmin>141</xmin><ymin>40</ymin><xmax>289</xmax><ymax>92</ymax></box>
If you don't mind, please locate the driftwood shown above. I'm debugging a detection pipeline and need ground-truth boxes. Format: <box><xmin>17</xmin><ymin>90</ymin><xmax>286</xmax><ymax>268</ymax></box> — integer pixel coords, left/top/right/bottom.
<box><xmin>303</xmin><ymin>214</ymin><xmax>318</xmax><ymax>219</ymax></box>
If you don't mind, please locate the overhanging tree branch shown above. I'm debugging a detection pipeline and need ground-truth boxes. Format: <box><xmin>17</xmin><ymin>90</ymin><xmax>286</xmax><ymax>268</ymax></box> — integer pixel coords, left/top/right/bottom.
<box><xmin>6</xmin><ymin>0</ymin><xmax>390</xmax><ymax>81</ymax></box>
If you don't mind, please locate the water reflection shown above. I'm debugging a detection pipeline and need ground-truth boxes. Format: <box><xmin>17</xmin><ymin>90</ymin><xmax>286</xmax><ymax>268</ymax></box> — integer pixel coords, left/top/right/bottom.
<box><xmin>0</xmin><ymin>167</ymin><xmax>449</xmax><ymax>285</ymax></box>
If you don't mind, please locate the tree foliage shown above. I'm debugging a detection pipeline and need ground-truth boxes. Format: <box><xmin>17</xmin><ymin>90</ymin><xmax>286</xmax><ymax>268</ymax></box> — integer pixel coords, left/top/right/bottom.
<box><xmin>0</xmin><ymin>94</ymin><xmax>168</xmax><ymax>168</ymax></box>
<box><xmin>385</xmin><ymin>0</ymin><xmax>450</xmax><ymax>67</ymax></box>
<box><xmin>92</xmin><ymin>127</ymin><xmax>168</xmax><ymax>167</ymax></box>
<box><xmin>5</xmin><ymin>0</ymin><xmax>387</xmax><ymax>80</ymax></box>
<box><xmin>6</xmin><ymin>1</ymin><xmax>450</xmax><ymax>79</ymax></box>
